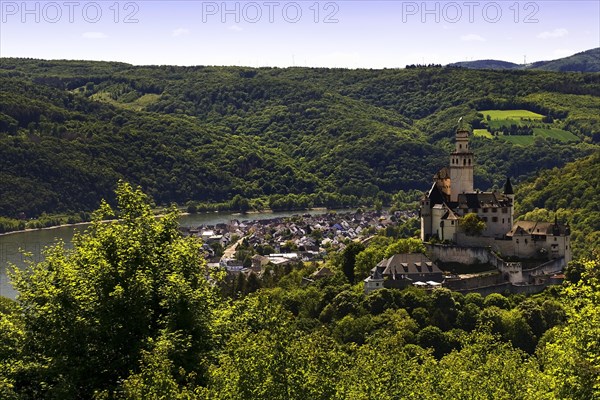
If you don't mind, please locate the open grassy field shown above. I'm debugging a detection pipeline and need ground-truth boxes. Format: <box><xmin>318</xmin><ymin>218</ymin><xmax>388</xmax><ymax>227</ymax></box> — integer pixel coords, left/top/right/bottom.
<box><xmin>477</xmin><ymin>109</ymin><xmax>580</xmax><ymax>145</ymax></box>
<box><xmin>534</xmin><ymin>127</ymin><xmax>579</xmax><ymax>142</ymax></box>
<box><xmin>500</xmin><ymin>135</ymin><xmax>536</xmax><ymax>145</ymax></box>
<box><xmin>473</xmin><ymin>129</ymin><xmax>493</xmax><ymax>138</ymax></box>
<box><xmin>498</xmin><ymin>128</ymin><xmax>579</xmax><ymax>145</ymax></box>
<box><xmin>488</xmin><ymin>119</ymin><xmax>524</xmax><ymax>129</ymax></box>
<box><xmin>90</xmin><ymin>92</ymin><xmax>161</xmax><ymax>111</ymax></box>
<box><xmin>481</xmin><ymin>109</ymin><xmax>544</xmax><ymax>120</ymax></box>
<box><xmin>481</xmin><ymin>109</ymin><xmax>545</xmax><ymax>130</ymax></box>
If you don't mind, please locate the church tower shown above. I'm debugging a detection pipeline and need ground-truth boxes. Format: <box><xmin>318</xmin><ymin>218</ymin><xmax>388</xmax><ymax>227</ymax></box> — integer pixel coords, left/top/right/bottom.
<box><xmin>449</xmin><ymin>127</ymin><xmax>474</xmax><ymax>202</ymax></box>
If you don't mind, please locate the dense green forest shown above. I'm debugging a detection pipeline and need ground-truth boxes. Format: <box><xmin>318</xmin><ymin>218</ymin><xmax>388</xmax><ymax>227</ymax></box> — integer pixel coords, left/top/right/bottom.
<box><xmin>515</xmin><ymin>151</ymin><xmax>600</xmax><ymax>257</ymax></box>
<box><xmin>1</xmin><ymin>184</ymin><xmax>598</xmax><ymax>399</ymax></box>
<box><xmin>1</xmin><ymin>58</ymin><xmax>599</xmax><ymax>221</ymax></box>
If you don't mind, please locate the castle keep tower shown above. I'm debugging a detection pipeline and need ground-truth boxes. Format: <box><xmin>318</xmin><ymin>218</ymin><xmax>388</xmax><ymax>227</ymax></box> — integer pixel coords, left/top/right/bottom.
<box><xmin>503</xmin><ymin>177</ymin><xmax>515</xmax><ymax>226</ymax></box>
<box><xmin>449</xmin><ymin>128</ymin><xmax>474</xmax><ymax>201</ymax></box>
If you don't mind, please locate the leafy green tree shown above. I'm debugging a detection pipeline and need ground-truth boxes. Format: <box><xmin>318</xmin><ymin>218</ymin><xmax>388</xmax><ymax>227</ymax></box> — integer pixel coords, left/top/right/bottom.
<box><xmin>431</xmin><ymin>288</ymin><xmax>457</xmax><ymax>311</ymax></box>
<box><xmin>436</xmin><ymin>330</ymin><xmax>552</xmax><ymax>399</ymax></box>
<box><xmin>417</xmin><ymin>326</ymin><xmax>451</xmax><ymax>359</ymax></box>
<box><xmin>540</xmin><ymin>299</ymin><xmax>566</xmax><ymax>328</ymax></box>
<box><xmin>399</xmin><ymin>286</ymin><xmax>432</xmax><ymax>312</ymax></box>
<box><xmin>119</xmin><ymin>332</ymin><xmax>199</xmax><ymax>400</ymax></box>
<box><xmin>0</xmin><ymin>298</ymin><xmax>23</xmax><ymax>400</ymax></box>
<box><xmin>518</xmin><ymin>300</ymin><xmax>547</xmax><ymax>340</ymax></box>
<box><xmin>208</xmin><ymin>242</ymin><xmax>223</xmax><ymax>258</ymax></box>
<box><xmin>234</xmin><ymin>272</ymin><xmax>248</xmax><ymax>299</ymax></box>
<box><xmin>230</xmin><ymin>194</ymin><xmax>250</xmax><ymax>213</ymax></box>
<box><xmin>339</xmin><ymin>242</ymin><xmax>365</xmax><ymax>284</ymax></box>
<box><xmin>456</xmin><ymin>303</ymin><xmax>481</xmax><ymax>332</ymax></box>
<box><xmin>333</xmin><ymin>315</ymin><xmax>376</xmax><ymax>344</ymax></box>
<box><xmin>364</xmin><ymin>288</ymin><xmax>397</xmax><ymax>315</ymax></box>
<box><xmin>368</xmin><ymin>308</ymin><xmax>419</xmax><ymax>345</ymax></box>
<box><xmin>565</xmin><ymin>258</ymin><xmax>587</xmax><ymax>284</ymax></box>
<box><xmin>354</xmin><ymin>246</ymin><xmax>386</xmax><ymax>282</ymax></box>
<box><xmin>464</xmin><ymin>292</ymin><xmax>484</xmax><ymax>308</ymax></box>
<box><xmin>9</xmin><ymin>182</ymin><xmax>218</xmax><ymax>398</ymax></box>
<box><xmin>501</xmin><ymin>309</ymin><xmax>536</xmax><ymax>353</ymax></box>
<box><xmin>336</xmin><ymin>335</ymin><xmax>436</xmax><ymax>400</ymax></box>
<box><xmin>478</xmin><ymin>306</ymin><xmax>504</xmax><ymax>334</ymax></box>
<box><xmin>411</xmin><ymin>307</ymin><xmax>430</xmax><ymax>329</ymax></box>
<box><xmin>537</xmin><ymin>256</ymin><xmax>600</xmax><ymax>399</ymax></box>
<box><xmin>484</xmin><ymin>293</ymin><xmax>512</xmax><ymax>309</ymax></box>
<box><xmin>460</xmin><ymin>213</ymin><xmax>486</xmax><ymax>236</ymax></box>
<box><xmin>383</xmin><ymin>237</ymin><xmax>425</xmax><ymax>258</ymax></box>
<box><xmin>207</xmin><ymin>295</ymin><xmax>346</xmax><ymax>400</ymax></box>
<box><xmin>245</xmin><ymin>272</ymin><xmax>262</xmax><ymax>295</ymax></box>
<box><xmin>323</xmin><ymin>290</ymin><xmax>364</xmax><ymax>321</ymax></box>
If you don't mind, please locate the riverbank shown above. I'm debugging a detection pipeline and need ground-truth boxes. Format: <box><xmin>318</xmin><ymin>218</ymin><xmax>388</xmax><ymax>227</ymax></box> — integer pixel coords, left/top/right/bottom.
<box><xmin>0</xmin><ymin>221</ymin><xmax>95</xmax><ymax>237</ymax></box>
<box><xmin>0</xmin><ymin>207</ymin><xmax>338</xmax><ymax>237</ymax></box>
<box><xmin>0</xmin><ymin>212</ymin><xmax>193</xmax><ymax>237</ymax></box>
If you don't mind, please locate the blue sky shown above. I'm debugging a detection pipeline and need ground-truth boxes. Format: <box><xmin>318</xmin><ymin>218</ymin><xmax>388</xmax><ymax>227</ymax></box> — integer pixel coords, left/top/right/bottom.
<box><xmin>1</xmin><ymin>1</ymin><xmax>598</xmax><ymax>67</ymax></box>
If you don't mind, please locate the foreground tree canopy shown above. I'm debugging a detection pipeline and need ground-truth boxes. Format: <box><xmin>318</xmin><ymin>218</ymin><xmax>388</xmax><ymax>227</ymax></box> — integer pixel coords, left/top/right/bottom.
<box><xmin>0</xmin><ymin>184</ymin><xmax>598</xmax><ymax>399</ymax></box>
<box><xmin>4</xmin><ymin>182</ymin><xmax>218</xmax><ymax>398</ymax></box>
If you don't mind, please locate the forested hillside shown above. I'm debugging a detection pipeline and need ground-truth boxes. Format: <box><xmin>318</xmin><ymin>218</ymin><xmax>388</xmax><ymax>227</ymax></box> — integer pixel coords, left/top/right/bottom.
<box><xmin>1</xmin><ymin>185</ymin><xmax>598</xmax><ymax>399</ymax></box>
<box><xmin>526</xmin><ymin>48</ymin><xmax>600</xmax><ymax>72</ymax></box>
<box><xmin>449</xmin><ymin>47</ymin><xmax>600</xmax><ymax>72</ymax></box>
<box><xmin>448</xmin><ymin>59</ymin><xmax>520</xmax><ymax>70</ymax></box>
<box><xmin>1</xmin><ymin>58</ymin><xmax>599</xmax><ymax>219</ymax></box>
<box><xmin>516</xmin><ymin>151</ymin><xmax>600</xmax><ymax>257</ymax></box>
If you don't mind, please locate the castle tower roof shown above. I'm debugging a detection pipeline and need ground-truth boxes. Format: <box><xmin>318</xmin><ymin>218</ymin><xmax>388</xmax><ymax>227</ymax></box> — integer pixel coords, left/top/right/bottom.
<box><xmin>503</xmin><ymin>177</ymin><xmax>514</xmax><ymax>195</ymax></box>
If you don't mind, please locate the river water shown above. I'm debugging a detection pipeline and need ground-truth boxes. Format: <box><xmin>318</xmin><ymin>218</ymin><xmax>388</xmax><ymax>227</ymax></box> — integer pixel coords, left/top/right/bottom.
<box><xmin>0</xmin><ymin>209</ymin><xmax>332</xmax><ymax>299</ymax></box>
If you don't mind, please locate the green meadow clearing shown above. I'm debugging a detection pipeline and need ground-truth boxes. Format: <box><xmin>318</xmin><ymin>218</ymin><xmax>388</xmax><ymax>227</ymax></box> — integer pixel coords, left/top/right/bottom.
<box><xmin>477</xmin><ymin>109</ymin><xmax>579</xmax><ymax>145</ymax></box>
<box><xmin>533</xmin><ymin>127</ymin><xmax>579</xmax><ymax>142</ymax></box>
<box><xmin>481</xmin><ymin>109</ymin><xmax>544</xmax><ymax>130</ymax></box>
<box><xmin>473</xmin><ymin>129</ymin><xmax>494</xmax><ymax>138</ymax></box>
<box><xmin>90</xmin><ymin>91</ymin><xmax>161</xmax><ymax>111</ymax></box>
<box><xmin>481</xmin><ymin>109</ymin><xmax>544</xmax><ymax>120</ymax></box>
<box><xmin>500</xmin><ymin>135</ymin><xmax>536</xmax><ymax>145</ymax></box>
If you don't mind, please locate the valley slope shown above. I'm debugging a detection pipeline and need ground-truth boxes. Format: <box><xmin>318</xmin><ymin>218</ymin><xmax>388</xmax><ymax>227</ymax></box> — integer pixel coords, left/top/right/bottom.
<box><xmin>0</xmin><ymin>58</ymin><xmax>598</xmax><ymax>219</ymax></box>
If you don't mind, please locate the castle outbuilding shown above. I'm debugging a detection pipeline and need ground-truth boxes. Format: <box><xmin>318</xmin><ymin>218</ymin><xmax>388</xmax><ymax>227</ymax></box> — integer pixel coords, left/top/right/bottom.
<box><xmin>364</xmin><ymin>253</ymin><xmax>443</xmax><ymax>293</ymax></box>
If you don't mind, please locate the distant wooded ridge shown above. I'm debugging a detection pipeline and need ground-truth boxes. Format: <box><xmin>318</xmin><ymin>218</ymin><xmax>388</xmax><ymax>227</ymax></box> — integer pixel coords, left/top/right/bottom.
<box><xmin>447</xmin><ymin>48</ymin><xmax>600</xmax><ymax>72</ymax></box>
<box><xmin>0</xmin><ymin>57</ymin><xmax>598</xmax><ymax>222</ymax></box>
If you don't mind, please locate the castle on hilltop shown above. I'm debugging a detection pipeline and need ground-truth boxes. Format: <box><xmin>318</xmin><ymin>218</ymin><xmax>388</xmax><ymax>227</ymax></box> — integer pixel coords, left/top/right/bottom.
<box><xmin>420</xmin><ymin>127</ymin><xmax>515</xmax><ymax>242</ymax></box>
<box><xmin>419</xmin><ymin>126</ymin><xmax>571</xmax><ymax>264</ymax></box>
<box><xmin>364</xmin><ymin>124</ymin><xmax>571</xmax><ymax>295</ymax></box>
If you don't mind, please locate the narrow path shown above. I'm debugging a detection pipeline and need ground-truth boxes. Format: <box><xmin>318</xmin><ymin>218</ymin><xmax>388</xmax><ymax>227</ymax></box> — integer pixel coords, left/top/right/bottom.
<box><xmin>221</xmin><ymin>236</ymin><xmax>246</xmax><ymax>261</ymax></box>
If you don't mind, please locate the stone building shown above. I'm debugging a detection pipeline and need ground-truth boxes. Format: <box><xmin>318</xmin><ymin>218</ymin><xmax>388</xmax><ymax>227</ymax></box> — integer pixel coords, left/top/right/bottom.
<box><xmin>421</xmin><ymin>127</ymin><xmax>515</xmax><ymax>242</ymax></box>
<box><xmin>419</xmin><ymin>125</ymin><xmax>571</xmax><ymax>263</ymax></box>
<box><xmin>364</xmin><ymin>253</ymin><xmax>443</xmax><ymax>293</ymax></box>
<box><xmin>366</xmin><ymin>123</ymin><xmax>571</xmax><ymax>295</ymax></box>
<box><xmin>506</xmin><ymin>218</ymin><xmax>571</xmax><ymax>262</ymax></box>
